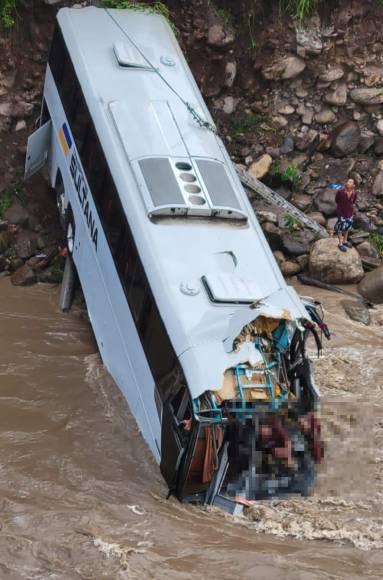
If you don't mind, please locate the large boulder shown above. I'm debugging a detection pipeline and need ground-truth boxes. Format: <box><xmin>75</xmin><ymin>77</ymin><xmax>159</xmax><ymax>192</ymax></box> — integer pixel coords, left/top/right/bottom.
<box><xmin>358</xmin><ymin>265</ymin><xmax>383</xmax><ymax>304</ymax></box>
<box><xmin>314</xmin><ymin>188</ymin><xmax>337</xmax><ymax>217</ymax></box>
<box><xmin>330</xmin><ymin>121</ymin><xmax>361</xmax><ymax>157</ymax></box>
<box><xmin>262</xmin><ymin>56</ymin><xmax>306</xmax><ymax>81</ymax></box>
<box><xmin>11</xmin><ymin>264</ymin><xmax>36</xmax><ymax>286</ymax></box>
<box><xmin>341</xmin><ymin>300</ymin><xmax>371</xmax><ymax>325</ymax></box>
<box><xmin>248</xmin><ymin>154</ymin><xmax>273</xmax><ymax>180</ymax></box>
<box><xmin>309</xmin><ymin>238</ymin><xmax>364</xmax><ymax>284</ymax></box>
<box><xmin>350</xmin><ymin>88</ymin><xmax>383</xmax><ymax>105</ymax></box>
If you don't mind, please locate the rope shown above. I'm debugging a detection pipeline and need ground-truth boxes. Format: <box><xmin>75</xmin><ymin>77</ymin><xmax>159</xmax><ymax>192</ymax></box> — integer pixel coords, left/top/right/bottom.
<box><xmin>104</xmin><ymin>8</ymin><xmax>217</xmax><ymax>134</ymax></box>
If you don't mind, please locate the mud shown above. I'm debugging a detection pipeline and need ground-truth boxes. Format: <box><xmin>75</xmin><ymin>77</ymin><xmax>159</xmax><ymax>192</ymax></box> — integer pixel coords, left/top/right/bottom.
<box><xmin>0</xmin><ymin>277</ymin><xmax>381</xmax><ymax>578</ymax></box>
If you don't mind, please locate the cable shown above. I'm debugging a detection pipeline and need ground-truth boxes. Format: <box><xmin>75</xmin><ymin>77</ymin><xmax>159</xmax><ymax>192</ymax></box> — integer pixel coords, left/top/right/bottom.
<box><xmin>104</xmin><ymin>8</ymin><xmax>217</xmax><ymax>134</ymax></box>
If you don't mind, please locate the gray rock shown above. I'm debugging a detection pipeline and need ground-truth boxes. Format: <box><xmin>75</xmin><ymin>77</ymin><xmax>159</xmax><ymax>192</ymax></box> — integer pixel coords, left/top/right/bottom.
<box><xmin>330</xmin><ymin>121</ymin><xmax>361</xmax><ymax>157</ymax></box>
<box><xmin>0</xmin><ymin>102</ymin><xmax>12</xmax><ymax>116</ymax></box>
<box><xmin>262</xmin><ymin>222</ymin><xmax>283</xmax><ymax>251</ymax></box>
<box><xmin>318</xmin><ymin>67</ymin><xmax>344</xmax><ymax>83</ymax></box>
<box><xmin>282</xmin><ymin>233</ymin><xmax>312</xmax><ymax>257</ymax></box>
<box><xmin>341</xmin><ymin>300</ymin><xmax>371</xmax><ymax>325</ymax></box>
<box><xmin>307</xmin><ymin>211</ymin><xmax>327</xmax><ymax>226</ymax></box>
<box><xmin>309</xmin><ymin>238</ymin><xmax>364</xmax><ymax>284</ymax></box>
<box><xmin>358</xmin><ymin>265</ymin><xmax>383</xmax><ymax>304</ymax></box>
<box><xmin>222</xmin><ymin>96</ymin><xmax>235</xmax><ymax>115</ymax></box>
<box><xmin>280</xmin><ymin>136</ymin><xmax>294</xmax><ymax>154</ymax></box>
<box><xmin>315</xmin><ymin>109</ymin><xmax>336</xmax><ymax>124</ymax></box>
<box><xmin>262</xmin><ymin>56</ymin><xmax>306</xmax><ymax>81</ymax></box>
<box><xmin>350</xmin><ymin>88</ymin><xmax>383</xmax><ymax>105</ymax></box>
<box><xmin>324</xmin><ymin>83</ymin><xmax>348</xmax><ymax>106</ymax></box>
<box><xmin>281</xmin><ymin>260</ymin><xmax>301</xmax><ymax>277</ymax></box>
<box><xmin>3</xmin><ymin>201</ymin><xmax>30</xmax><ymax>227</ymax></box>
<box><xmin>359</xmin><ymin>130</ymin><xmax>375</xmax><ymax>153</ymax></box>
<box><xmin>377</xmin><ymin>119</ymin><xmax>383</xmax><ymax>137</ymax></box>
<box><xmin>256</xmin><ymin>210</ymin><xmax>278</xmax><ymax>225</ymax></box>
<box><xmin>11</xmin><ymin>264</ymin><xmax>37</xmax><ymax>287</ymax></box>
<box><xmin>314</xmin><ymin>188</ymin><xmax>337</xmax><ymax>217</ymax></box>
<box><xmin>374</xmin><ymin>138</ymin><xmax>383</xmax><ymax>156</ymax></box>
<box><xmin>372</xmin><ymin>171</ymin><xmax>383</xmax><ymax>197</ymax></box>
<box><xmin>225</xmin><ymin>61</ymin><xmax>237</xmax><ymax>88</ymax></box>
<box><xmin>273</xmin><ymin>250</ymin><xmax>285</xmax><ymax>264</ymax></box>
<box><xmin>208</xmin><ymin>23</ymin><xmax>234</xmax><ymax>47</ymax></box>
<box><xmin>296</xmin><ymin>24</ymin><xmax>323</xmax><ymax>56</ymax></box>
<box><xmin>14</xmin><ymin>230</ymin><xmax>38</xmax><ymax>260</ymax></box>
<box><xmin>291</xmin><ymin>193</ymin><xmax>312</xmax><ymax>211</ymax></box>
<box><xmin>357</xmin><ymin>240</ymin><xmax>380</xmax><ymax>259</ymax></box>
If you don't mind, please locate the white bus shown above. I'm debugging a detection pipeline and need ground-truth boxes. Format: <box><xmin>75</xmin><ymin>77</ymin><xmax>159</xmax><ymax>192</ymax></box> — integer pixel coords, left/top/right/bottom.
<box><xmin>25</xmin><ymin>6</ymin><xmax>324</xmax><ymax>510</ymax></box>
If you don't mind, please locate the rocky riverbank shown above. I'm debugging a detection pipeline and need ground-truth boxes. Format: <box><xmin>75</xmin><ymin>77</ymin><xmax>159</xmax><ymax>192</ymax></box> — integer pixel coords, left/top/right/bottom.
<box><xmin>0</xmin><ymin>0</ymin><xmax>382</xmax><ymax>304</ymax></box>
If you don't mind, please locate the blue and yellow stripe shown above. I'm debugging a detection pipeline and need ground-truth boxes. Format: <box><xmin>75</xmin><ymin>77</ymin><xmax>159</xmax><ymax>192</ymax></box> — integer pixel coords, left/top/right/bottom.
<box><xmin>58</xmin><ymin>122</ymin><xmax>72</xmax><ymax>156</ymax></box>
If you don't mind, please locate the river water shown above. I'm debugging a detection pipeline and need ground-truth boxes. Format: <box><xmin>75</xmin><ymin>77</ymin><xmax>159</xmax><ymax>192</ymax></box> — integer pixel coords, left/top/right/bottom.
<box><xmin>0</xmin><ymin>277</ymin><xmax>382</xmax><ymax>579</ymax></box>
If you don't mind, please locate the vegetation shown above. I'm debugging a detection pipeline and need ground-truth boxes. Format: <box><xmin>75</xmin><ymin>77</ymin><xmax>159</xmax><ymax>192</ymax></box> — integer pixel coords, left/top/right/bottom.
<box><xmin>101</xmin><ymin>0</ymin><xmax>176</xmax><ymax>33</ymax></box>
<box><xmin>230</xmin><ymin>113</ymin><xmax>269</xmax><ymax>134</ymax></box>
<box><xmin>0</xmin><ymin>0</ymin><xmax>18</xmax><ymax>28</ymax></box>
<box><xmin>278</xmin><ymin>0</ymin><xmax>383</xmax><ymax>23</ymax></box>
<box><xmin>369</xmin><ymin>233</ymin><xmax>383</xmax><ymax>256</ymax></box>
<box><xmin>282</xmin><ymin>212</ymin><xmax>300</xmax><ymax>233</ymax></box>
<box><xmin>271</xmin><ymin>161</ymin><xmax>301</xmax><ymax>186</ymax></box>
<box><xmin>0</xmin><ymin>185</ymin><xmax>17</xmax><ymax>217</ymax></box>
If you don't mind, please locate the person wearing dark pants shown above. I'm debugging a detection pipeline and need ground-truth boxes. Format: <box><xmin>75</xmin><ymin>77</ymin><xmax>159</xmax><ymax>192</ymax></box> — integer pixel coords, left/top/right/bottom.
<box><xmin>334</xmin><ymin>178</ymin><xmax>357</xmax><ymax>252</ymax></box>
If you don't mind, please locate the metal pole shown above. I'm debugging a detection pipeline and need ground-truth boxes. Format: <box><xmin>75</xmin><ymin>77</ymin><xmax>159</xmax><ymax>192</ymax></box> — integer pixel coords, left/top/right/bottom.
<box><xmin>59</xmin><ymin>255</ymin><xmax>75</xmax><ymax>312</ymax></box>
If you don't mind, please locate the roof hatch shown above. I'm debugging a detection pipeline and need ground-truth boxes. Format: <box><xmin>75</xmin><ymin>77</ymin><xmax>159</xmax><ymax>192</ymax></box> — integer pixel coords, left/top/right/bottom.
<box><xmin>113</xmin><ymin>42</ymin><xmax>155</xmax><ymax>70</ymax></box>
<box><xmin>202</xmin><ymin>274</ymin><xmax>264</xmax><ymax>304</ymax></box>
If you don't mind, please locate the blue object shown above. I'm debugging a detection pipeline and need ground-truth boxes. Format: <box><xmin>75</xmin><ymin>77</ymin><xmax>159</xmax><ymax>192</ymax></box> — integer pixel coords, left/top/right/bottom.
<box><xmin>328</xmin><ymin>182</ymin><xmax>343</xmax><ymax>190</ymax></box>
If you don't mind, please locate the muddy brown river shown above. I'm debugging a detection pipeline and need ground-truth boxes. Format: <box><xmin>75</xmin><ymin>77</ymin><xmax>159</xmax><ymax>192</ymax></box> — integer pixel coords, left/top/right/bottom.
<box><xmin>0</xmin><ymin>277</ymin><xmax>382</xmax><ymax>579</ymax></box>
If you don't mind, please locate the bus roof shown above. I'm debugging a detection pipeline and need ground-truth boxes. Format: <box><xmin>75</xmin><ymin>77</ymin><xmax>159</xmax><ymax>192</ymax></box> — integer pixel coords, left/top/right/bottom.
<box><xmin>56</xmin><ymin>7</ymin><xmax>308</xmax><ymax>398</ymax></box>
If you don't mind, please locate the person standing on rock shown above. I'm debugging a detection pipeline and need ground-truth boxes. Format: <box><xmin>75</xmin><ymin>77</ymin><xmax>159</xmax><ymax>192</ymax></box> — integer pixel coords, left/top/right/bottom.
<box><xmin>334</xmin><ymin>178</ymin><xmax>357</xmax><ymax>252</ymax></box>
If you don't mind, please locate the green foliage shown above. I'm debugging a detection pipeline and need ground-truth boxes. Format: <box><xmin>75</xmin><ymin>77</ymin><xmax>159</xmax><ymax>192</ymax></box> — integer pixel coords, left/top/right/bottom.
<box><xmin>231</xmin><ymin>114</ymin><xmax>269</xmax><ymax>134</ymax></box>
<box><xmin>281</xmin><ymin>164</ymin><xmax>301</xmax><ymax>186</ymax></box>
<box><xmin>282</xmin><ymin>212</ymin><xmax>300</xmax><ymax>232</ymax></box>
<box><xmin>245</xmin><ymin>8</ymin><xmax>257</xmax><ymax>55</ymax></box>
<box><xmin>0</xmin><ymin>0</ymin><xmax>17</xmax><ymax>28</ymax></box>
<box><xmin>369</xmin><ymin>233</ymin><xmax>383</xmax><ymax>256</ymax></box>
<box><xmin>0</xmin><ymin>186</ymin><xmax>16</xmax><ymax>217</ymax></box>
<box><xmin>271</xmin><ymin>161</ymin><xmax>301</xmax><ymax>186</ymax></box>
<box><xmin>101</xmin><ymin>0</ymin><xmax>176</xmax><ymax>32</ymax></box>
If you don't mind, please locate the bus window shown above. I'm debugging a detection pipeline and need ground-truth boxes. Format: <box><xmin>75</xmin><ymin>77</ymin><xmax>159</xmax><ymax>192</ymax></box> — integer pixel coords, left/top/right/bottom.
<box><xmin>71</xmin><ymin>91</ymin><xmax>90</xmax><ymax>154</ymax></box>
<box><xmin>82</xmin><ymin>127</ymin><xmax>107</xmax><ymax>210</ymax></box>
<box><xmin>143</xmin><ymin>301</ymin><xmax>176</xmax><ymax>383</ymax></box>
<box><xmin>60</xmin><ymin>54</ymin><xmax>77</xmax><ymax>124</ymax></box>
<box><xmin>48</xmin><ymin>25</ymin><xmax>65</xmax><ymax>88</ymax></box>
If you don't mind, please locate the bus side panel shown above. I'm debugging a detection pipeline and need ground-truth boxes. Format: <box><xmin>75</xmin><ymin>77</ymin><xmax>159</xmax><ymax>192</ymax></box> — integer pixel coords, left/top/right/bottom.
<box><xmin>43</xmin><ymin>67</ymin><xmax>161</xmax><ymax>462</ymax></box>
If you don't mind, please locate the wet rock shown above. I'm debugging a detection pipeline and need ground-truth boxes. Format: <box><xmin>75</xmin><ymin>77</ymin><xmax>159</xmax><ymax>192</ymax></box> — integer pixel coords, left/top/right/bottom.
<box><xmin>281</xmin><ymin>260</ymin><xmax>301</xmax><ymax>277</ymax></box>
<box><xmin>324</xmin><ymin>83</ymin><xmax>347</xmax><ymax>106</ymax></box>
<box><xmin>350</xmin><ymin>88</ymin><xmax>383</xmax><ymax>105</ymax></box>
<box><xmin>11</xmin><ymin>264</ymin><xmax>36</xmax><ymax>286</ymax></box>
<box><xmin>0</xmin><ymin>231</ymin><xmax>9</xmax><ymax>253</ymax></box>
<box><xmin>330</xmin><ymin>121</ymin><xmax>361</xmax><ymax>157</ymax></box>
<box><xmin>307</xmin><ymin>211</ymin><xmax>327</xmax><ymax>226</ymax></box>
<box><xmin>248</xmin><ymin>154</ymin><xmax>273</xmax><ymax>180</ymax></box>
<box><xmin>224</xmin><ymin>62</ymin><xmax>237</xmax><ymax>88</ymax></box>
<box><xmin>262</xmin><ymin>56</ymin><xmax>306</xmax><ymax>81</ymax></box>
<box><xmin>282</xmin><ymin>232</ymin><xmax>312</xmax><ymax>257</ymax></box>
<box><xmin>358</xmin><ymin>265</ymin><xmax>383</xmax><ymax>304</ymax></box>
<box><xmin>315</xmin><ymin>109</ymin><xmax>336</xmax><ymax>124</ymax></box>
<box><xmin>341</xmin><ymin>300</ymin><xmax>371</xmax><ymax>325</ymax></box>
<box><xmin>3</xmin><ymin>201</ymin><xmax>30</xmax><ymax>228</ymax></box>
<box><xmin>318</xmin><ymin>67</ymin><xmax>344</xmax><ymax>83</ymax></box>
<box><xmin>314</xmin><ymin>188</ymin><xmax>337</xmax><ymax>217</ymax></box>
<box><xmin>309</xmin><ymin>238</ymin><xmax>364</xmax><ymax>284</ymax></box>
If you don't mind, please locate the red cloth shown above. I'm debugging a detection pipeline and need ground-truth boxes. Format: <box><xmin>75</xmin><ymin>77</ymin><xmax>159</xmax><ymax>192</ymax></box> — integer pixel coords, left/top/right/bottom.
<box><xmin>335</xmin><ymin>187</ymin><xmax>357</xmax><ymax>218</ymax></box>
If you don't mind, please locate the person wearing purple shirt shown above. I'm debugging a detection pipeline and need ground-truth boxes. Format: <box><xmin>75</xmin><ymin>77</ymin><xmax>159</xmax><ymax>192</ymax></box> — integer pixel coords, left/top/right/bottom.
<box><xmin>334</xmin><ymin>178</ymin><xmax>357</xmax><ymax>252</ymax></box>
